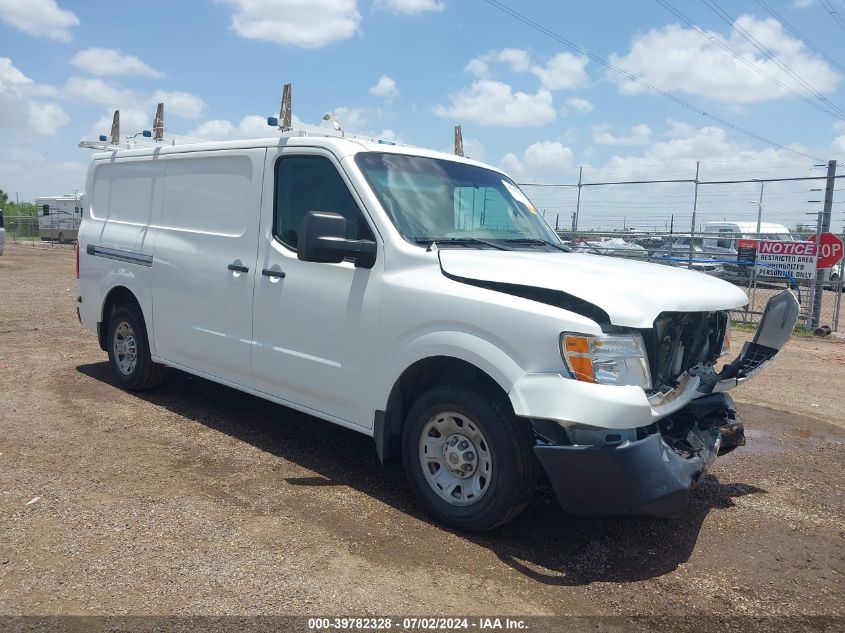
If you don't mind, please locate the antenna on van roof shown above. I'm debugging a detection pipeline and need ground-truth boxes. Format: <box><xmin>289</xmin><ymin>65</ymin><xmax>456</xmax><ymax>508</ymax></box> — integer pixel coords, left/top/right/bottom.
<box><xmin>110</xmin><ymin>110</ymin><xmax>120</xmax><ymax>146</ymax></box>
<box><xmin>153</xmin><ymin>103</ymin><xmax>164</xmax><ymax>142</ymax></box>
<box><xmin>454</xmin><ymin>125</ymin><xmax>464</xmax><ymax>157</ymax></box>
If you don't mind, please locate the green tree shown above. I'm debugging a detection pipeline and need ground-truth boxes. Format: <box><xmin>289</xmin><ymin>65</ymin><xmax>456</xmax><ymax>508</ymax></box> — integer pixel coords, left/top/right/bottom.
<box><xmin>0</xmin><ymin>189</ymin><xmax>8</xmax><ymax>207</ymax></box>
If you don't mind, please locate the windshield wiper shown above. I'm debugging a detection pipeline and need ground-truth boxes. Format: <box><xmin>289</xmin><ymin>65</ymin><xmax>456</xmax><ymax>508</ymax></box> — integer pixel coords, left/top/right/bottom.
<box><xmin>415</xmin><ymin>237</ymin><xmax>511</xmax><ymax>251</ymax></box>
<box><xmin>501</xmin><ymin>238</ymin><xmax>571</xmax><ymax>253</ymax></box>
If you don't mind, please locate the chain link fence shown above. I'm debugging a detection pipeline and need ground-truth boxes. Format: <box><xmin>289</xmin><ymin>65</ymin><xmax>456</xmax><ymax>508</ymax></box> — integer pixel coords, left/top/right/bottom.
<box><xmin>553</xmin><ymin>229</ymin><xmax>843</xmax><ymax>331</ymax></box>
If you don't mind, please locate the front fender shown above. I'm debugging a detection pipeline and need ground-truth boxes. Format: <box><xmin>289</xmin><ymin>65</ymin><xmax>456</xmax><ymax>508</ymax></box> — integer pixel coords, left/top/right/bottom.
<box><xmin>374</xmin><ymin>329</ymin><xmax>525</xmax><ymax>412</ymax></box>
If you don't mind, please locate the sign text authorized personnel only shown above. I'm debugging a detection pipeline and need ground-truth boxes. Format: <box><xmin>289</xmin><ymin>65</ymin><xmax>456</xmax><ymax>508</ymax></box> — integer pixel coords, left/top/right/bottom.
<box><xmin>738</xmin><ymin>239</ymin><xmax>818</xmax><ymax>280</ymax></box>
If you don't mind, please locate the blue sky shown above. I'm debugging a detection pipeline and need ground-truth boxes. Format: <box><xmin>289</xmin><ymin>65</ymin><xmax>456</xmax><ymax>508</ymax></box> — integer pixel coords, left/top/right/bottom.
<box><xmin>1</xmin><ymin>0</ymin><xmax>844</xmax><ymax>230</ymax></box>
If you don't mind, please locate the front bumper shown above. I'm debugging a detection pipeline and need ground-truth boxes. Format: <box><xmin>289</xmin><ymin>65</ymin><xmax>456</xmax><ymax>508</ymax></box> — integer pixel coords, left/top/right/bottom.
<box><xmin>534</xmin><ymin>393</ymin><xmax>741</xmax><ymax>518</ymax></box>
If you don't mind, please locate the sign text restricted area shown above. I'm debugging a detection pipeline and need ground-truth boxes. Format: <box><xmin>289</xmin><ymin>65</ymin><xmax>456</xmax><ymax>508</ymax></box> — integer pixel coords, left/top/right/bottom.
<box><xmin>738</xmin><ymin>239</ymin><xmax>818</xmax><ymax>280</ymax></box>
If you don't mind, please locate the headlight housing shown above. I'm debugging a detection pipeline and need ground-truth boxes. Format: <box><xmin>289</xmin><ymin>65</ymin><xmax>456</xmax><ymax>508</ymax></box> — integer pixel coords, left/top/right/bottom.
<box><xmin>560</xmin><ymin>332</ymin><xmax>652</xmax><ymax>389</ymax></box>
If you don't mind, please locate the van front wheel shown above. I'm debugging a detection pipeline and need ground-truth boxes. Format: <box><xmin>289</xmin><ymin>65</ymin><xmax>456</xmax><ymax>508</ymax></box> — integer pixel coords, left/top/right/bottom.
<box><xmin>107</xmin><ymin>304</ymin><xmax>165</xmax><ymax>391</ymax></box>
<box><xmin>402</xmin><ymin>383</ymin><xmax>537</xmax><ymax>531</ymax></box>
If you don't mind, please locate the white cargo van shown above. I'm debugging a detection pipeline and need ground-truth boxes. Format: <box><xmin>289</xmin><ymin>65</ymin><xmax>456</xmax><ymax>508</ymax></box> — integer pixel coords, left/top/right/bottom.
<box><xmin>77</xmin><ymin>134</ymin><xmax>798</xmax><ymax>530</ymax></box>
<box><xmin>704</xmin><ymin>221</ymin><xmax>793</xmax><ymax>250</ymax></box>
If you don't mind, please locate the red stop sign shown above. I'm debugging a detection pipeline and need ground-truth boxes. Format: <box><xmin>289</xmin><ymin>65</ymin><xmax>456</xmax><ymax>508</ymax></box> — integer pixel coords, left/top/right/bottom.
<box><xmin>811</xmin><ymin>232</ymin><xmax>844</xmax><ymax>268</ymax></box>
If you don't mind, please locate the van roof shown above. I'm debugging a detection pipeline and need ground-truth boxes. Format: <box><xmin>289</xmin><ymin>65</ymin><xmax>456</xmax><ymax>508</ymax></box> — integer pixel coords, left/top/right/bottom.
<box><xmin>91</xmin><ymin>135</ymin><xmax>498</xmax><ymax>172</ymax></box>
<box><xmin>704</xmin><ymin>221</ymin><xmax>791</xmax><ymax>232</ymax></box>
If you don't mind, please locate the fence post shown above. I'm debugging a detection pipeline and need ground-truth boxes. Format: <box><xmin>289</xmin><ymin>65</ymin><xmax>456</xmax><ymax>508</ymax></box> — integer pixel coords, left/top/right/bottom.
<box><xmin>573</xmin><ymin>165</ymin><xmax>583</xmax><ymax>231</ymax></box>
<box><xmin>688</xmin><ymin>161</ymin><xmax>700</xmax><ymax>269</ymax></box>
<box><xmin>810</xmin><ymin>160</ymin><xmax>836</xmax><ymax>328</ymax></box>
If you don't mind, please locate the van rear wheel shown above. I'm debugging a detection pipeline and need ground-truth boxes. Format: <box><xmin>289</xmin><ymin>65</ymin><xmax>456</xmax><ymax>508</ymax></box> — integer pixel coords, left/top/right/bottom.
<box><xmin>107</xmin><ymin>304</ymin><xmax>165</xmax><ymax>391</ymax></box>
<box><xmin>401</xmin><ymin>383</ymin><xmax>538</xmax><ymax>532</ymax></box>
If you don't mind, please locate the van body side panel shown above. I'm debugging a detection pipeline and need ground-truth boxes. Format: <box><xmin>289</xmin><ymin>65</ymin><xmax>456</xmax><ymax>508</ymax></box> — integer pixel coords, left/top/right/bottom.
<box><xmin>79</xmin><ymin>158</ymin><xmax>164</xmax><ymax>343</ymax></box>
<box><xmin>151</xmin><ymin>149</ymin><xmax>265</xmax><ymax>387</ymax></box>
<box><xmin>251</xmin><ymin>148</ymin><xmax>381</xmax><ymax>429</ymax></box>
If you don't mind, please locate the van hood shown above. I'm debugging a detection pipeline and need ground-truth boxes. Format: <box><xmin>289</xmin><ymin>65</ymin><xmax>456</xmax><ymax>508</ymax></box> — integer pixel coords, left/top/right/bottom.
<box><xmin>438</xmin><ymin>250</ymin><xmax>748</xmax><ymax>328</ymax></box>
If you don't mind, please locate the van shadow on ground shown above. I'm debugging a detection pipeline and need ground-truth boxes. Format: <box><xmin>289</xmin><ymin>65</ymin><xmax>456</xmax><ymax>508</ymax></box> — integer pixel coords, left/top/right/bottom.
<box><xmin>77</xmin><ymin>362</ymin><xmax>765</xmax><ymax>586</ymax></box>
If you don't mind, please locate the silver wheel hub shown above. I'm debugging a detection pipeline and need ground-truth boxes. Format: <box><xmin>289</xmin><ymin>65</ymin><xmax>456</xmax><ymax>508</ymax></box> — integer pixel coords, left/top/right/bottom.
<box><xmin>113</xmin><ymin>321</ymin><xmax>138</xmax><ymax>376</ymax></box>
<box><xmin>419</xmin><ymin>411</ymin><xmax>492</xmax><ymax>507</ymax></box>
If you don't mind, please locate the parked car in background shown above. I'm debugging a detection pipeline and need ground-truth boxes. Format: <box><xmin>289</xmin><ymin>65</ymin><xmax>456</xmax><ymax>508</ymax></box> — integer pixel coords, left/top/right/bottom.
<box><xmin>651</xmin><ymin>236</ymin><xmax>735</xmax><ymax>275</ymax></box>
<box><xmin>581</xmin><ymin>237</ymin><xmax>648</xmax><ymax>260</ymax></box>
<box><xmin>0</xmin><ymin>210</ymin><xmax>5</xmax><ymax>255</ymax></box>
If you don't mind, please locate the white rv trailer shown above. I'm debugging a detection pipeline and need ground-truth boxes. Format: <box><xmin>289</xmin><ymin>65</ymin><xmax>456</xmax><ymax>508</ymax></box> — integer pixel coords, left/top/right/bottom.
<box><xmin>36</xmin><ymin>194</ymin><xmax>82</xmax><ymax>243</ymax></box>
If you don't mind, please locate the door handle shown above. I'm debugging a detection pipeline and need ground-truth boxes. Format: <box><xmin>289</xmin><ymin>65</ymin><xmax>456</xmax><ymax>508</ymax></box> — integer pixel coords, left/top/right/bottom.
<box><xmin>228</xmin><ymin>263</ymin><xmax>249</xmax><ymax>273</ymax></box>
<box><xmin>262</xmin><ymin>268</ymin><xmax>286</xmax><ymax>279</ymax></box>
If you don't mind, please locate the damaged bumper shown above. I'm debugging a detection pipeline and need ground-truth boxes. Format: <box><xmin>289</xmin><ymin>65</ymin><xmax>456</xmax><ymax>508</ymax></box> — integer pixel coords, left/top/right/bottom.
<box><xmin>534</xmin><ymin>394</ymin><xmax>744</xmax><ymax>518</ymax></box>
<box><xmin>529</xmin><ymin>290</ymin><xmax>799</xmax><ymax>518</ymax></box>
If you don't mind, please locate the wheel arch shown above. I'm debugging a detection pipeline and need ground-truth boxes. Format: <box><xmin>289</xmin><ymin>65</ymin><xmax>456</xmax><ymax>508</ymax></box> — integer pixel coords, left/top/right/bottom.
<box><xmin>98</xmin><ymin>285</ymin><xmax>143</xmax><ymax>351</ymax></box>
<box><xmin>375</xmin><ymin>354</ymin><xmax>516</xmax><ymax>464</ymax></box>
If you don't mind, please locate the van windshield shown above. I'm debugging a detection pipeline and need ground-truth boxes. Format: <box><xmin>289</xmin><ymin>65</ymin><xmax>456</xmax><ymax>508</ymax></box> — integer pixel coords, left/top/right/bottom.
<box><xmin>355</xmin><ymin>152</ymin><xmax>562</xmax><ymax>249</ymax></box>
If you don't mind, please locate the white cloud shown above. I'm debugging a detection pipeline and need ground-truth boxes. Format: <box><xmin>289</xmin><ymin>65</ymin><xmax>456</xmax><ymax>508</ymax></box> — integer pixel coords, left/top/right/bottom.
<box><xmin>434</xmin><ymin>80</ymin><xmax>555</xmax><ymax>127</ymax></box>
<box><xmin>62</xmin><ymin>78</ymin><xmax>205</xmax><ymax>120</ymax></box>
<box><xmin>64</xmin><ymin>77</ymin><xmax>137</xmax><ymax>107</ymax></box>
<box><xmin>501</xmin><ymin>140</ymin><xmax>574</xmax><ymax>175</ymax></box>
<box><xmin>331</xmin><ymin>106</ymin><xmax>367</xmax><ymax>130</ymax></box>
<box><xmin>0</xmin><ymin>58</ymin><xmax>68</xmax><ymax>136</ymax></box>
<box><xmin>190</xmin><ymin>115</ymin><xmax>277</xmax><ymax>140</ymax></box>
<box><xmin>793</xmin><ymin>0</ymin><xmax>814</xmax><ymax>7</ymax></box>
<box><xmin>151</xmin><ymin>90</ymin><xmax>206</xmax><ymax>119</ymax></box>
<box><xmin>465</xmin><ymin>58</ymin><xmax>489</xmax><ymax>77</ymax></box>
<box><xmin>565</xmin><ymin>97</ymin><xmax>593</xmax><ymax>113</ymax></box>
<box><xmin>531</xmin><ymin>53</ymin><xmax>589</xmax><ymax>91</ymax></box>
<box><xmin>834</xmin><ymin>120</ymin><xmax>845</xmax><ymax>133</ymax></box>
<box><xmin>495</xmin><ymin>48</ymin><xmax>532</xmax><ymax>73</ymax></box>
<box><xmin>833</xmin><ymin>135</ymin><xmax>845</xmax><ymax>153</ymax></box>
<box><xmin>593</xmin><ymin>123</ymin><xmax>652</xmax><ymax>146</ymax></box>
<box><xmin>374</xmin><ymin>0</ymin><xmax>444</xmax><ymax>14</ymax></box>
<box><xmin>609</xmin><ymin>16</ymin><xmax>841</xmax><ymax>103</ymax></box>
<box><xmin>0</xmin><ymin>0</ymin><xmax>78</xmax><ymax>41</ymax></box>
<box><xmin>27</xmin><ymin>101</ymin><xmax>69</xmax><ymax>135</ymax></box>
<box><xmin>465</xmin><ymin>48</ymin><xmax>532</xmax><ymax>77</ymax></box>
<box><xmin>461</xmin><ymin>138</ymin><xmax>485</xmax><ymax>161</ymax></box>
<box><xmin>369</xmin><ymin>75</ymin><xmax>398</xmax><ymax>100</ymax></box>
<box><xmin>90</xmin><ymin>108</ymin><xmax>150</xmax><ymax>138</ymax></box>
<box><xmin>221</xmin><ymin>0</ymin><xmax>360</xmax><ymax>48</ymax></box>
<box><xmin>71</xmin><ymin>48</ymin><xmax>162</xmax><ymax>78</ymax></box>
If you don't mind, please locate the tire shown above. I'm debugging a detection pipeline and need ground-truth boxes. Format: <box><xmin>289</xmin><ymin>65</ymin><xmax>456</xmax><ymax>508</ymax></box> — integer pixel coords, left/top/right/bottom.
<box><xmin>401</xmin><ymin>383</ymin><xmax>538</xmax><ymax>532</ymax></box>
<box><xmin>106</xmin><ymin>304</ymin><xmax>166</xmax><ymax>391</ymax></box>
<box><xmin>57</xmin><ymin>232</ymin><xmax>64</xmax><ymax>244</ymax></box>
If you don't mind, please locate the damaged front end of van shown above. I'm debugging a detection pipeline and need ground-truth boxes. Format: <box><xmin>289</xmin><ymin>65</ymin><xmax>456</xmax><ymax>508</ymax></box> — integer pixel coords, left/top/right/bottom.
<box><xmin>521</xmin><ymin>290</ymin><xmax>799</xmax><ymax>518</ymax></box>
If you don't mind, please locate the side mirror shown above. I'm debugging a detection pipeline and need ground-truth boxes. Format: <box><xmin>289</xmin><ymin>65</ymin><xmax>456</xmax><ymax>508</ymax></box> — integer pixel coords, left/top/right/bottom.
<box><xmin>297</xmin><ymin>211</ymin><xmax>376</xmax><ymax>268</ymax></box>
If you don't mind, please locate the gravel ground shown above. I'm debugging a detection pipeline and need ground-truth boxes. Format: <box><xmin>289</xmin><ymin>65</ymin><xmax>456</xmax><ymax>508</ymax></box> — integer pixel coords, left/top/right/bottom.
<box><xmin>0</xmin><ymin>244</ymin><xmax>843</xmax><ymax>620</ymax></box>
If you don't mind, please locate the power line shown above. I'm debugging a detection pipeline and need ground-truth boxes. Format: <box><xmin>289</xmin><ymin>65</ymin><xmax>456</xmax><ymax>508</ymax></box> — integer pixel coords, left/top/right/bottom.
<box><xmin>700</xmin><ymin>0</ymin><xmax>845</xmax><ymax>119</ymax></box>
<box><xmin>754</xmin><ymin>0</ymin><xmax>845</xmax><ymax>74</ymax></box>
<box><xmin>819</xmin><ymin>0</ymin><xmax>845</xmax><ymax>32</ymax></box>
<box><xmin>481</xmin><ymin>0</ymin><xmax>825</xmax><ymax>162</ymax></box>
<box><xmin>656</xmin><ymin>0</ymin><xmax>845</xmax><ymax>120</ymax></box>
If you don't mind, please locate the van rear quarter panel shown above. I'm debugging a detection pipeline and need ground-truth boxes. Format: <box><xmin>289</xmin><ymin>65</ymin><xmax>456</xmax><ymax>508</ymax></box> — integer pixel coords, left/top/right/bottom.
<box><xmin>79</xmin><ymin>158</ymin><xmax>164</xmax><ymax>345</ymax></box>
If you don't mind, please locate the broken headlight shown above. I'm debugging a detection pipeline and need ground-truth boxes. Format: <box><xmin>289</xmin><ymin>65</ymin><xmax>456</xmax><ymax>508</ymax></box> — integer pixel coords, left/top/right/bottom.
<box><xmin>560</xmin><ymin>332</ymin><xmax>652</xmax><ymax>389</ymax></box>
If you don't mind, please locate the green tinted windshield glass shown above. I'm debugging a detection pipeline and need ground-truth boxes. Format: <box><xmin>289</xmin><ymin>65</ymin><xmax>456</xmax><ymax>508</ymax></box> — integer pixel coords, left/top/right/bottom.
<box><xmin>355</xmin><ymin>152</ymin><xmax>559</xmax><ymax>245</ymax></box>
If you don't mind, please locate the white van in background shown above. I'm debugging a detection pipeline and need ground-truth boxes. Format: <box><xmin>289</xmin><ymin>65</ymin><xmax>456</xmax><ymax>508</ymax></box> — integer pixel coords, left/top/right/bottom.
<box><xmin>704</xmin><ymin>221</ymin><xmax>793</xmax><ymax>250</ymax></box>
<box><xmin>77</xmin><ymin>133</ymin><xmax>798</xmax><ymax>531</ymax></box>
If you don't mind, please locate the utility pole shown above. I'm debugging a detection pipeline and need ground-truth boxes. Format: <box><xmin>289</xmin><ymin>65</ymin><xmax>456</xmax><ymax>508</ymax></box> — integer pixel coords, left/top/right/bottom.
<box><xmin>755</xmin><ymin>181</ymin><xmax>764</xmax><ymax>234</ymax></box>
<box><xmin>688</xmin><ymin>161</ymin><xmax>700</xmax><ymax>269</ymax></box>
<box><xmin>810</xmin><ymin>160</ymin><xmax>836</xmax><ymax>328</ymax></box>
<box><xmin>573</xmin><ymin>166</ymin><xmax>583</xmax><ymax>232</ymax></box>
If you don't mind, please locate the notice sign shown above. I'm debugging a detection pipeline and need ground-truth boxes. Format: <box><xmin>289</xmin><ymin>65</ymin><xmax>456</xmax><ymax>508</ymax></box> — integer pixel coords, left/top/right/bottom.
<box><xmin>739</xmin><ymin>240</ymin><xmax>818</xmax><ymax>280</ymax></box>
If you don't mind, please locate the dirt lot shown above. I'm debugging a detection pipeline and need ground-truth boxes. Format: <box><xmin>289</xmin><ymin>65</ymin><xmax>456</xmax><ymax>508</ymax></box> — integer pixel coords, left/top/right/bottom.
<box><xmin>0</xmin><ymin>244</ymin><xmax>843</xmax><ymax>620</ymax></box>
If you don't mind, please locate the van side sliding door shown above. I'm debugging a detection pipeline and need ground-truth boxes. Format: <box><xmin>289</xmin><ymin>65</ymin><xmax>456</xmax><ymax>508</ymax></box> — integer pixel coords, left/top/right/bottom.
<box><xmin>151</xmin><ymin>149</ymin><xmax>266</xmax><ymax>387</ymax></box>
